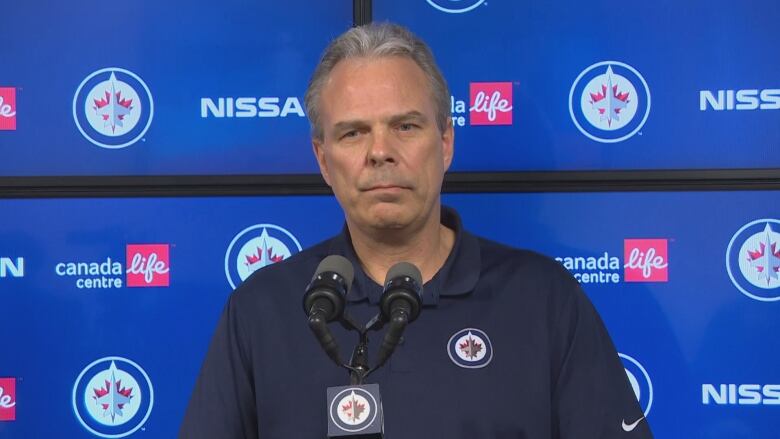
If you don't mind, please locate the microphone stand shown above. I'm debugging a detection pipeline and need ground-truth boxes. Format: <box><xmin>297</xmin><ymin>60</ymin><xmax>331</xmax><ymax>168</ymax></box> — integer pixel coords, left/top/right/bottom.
<box><xmin>323</xmin><ymin>311</ymin><xmax>392</xmax><ymax>438</ymax></box>
<box><xmin>323</xmin><ymin>304</ymin><xmax>413</xmax><ymax>438</ymax></box>
<box><xmin>346</xmin><ymin>313</ymin><xmax>386</xmax><ymax>385</ymax></box>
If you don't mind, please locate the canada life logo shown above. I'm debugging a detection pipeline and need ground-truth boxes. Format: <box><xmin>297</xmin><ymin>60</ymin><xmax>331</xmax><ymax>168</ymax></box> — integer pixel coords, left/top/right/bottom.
<box><xmin>224</xmin><ymin>224</ymin><xmax>302</xmax><ymax>289</ymax></box>
<box><xmin>469</xmin><ymin>82</ymin><xmax>513</xmax><ymax>125</ymax></box>
<box><xmin>54</xmin><ymin>244</ymin><xmax>170</xmax><ymax>289</ymax></box>
<box><xmin>72</xmin><ymin>357</ymin><xmax>154</xmax><ymax>438</ymax></box>
<box><xmin>619</xmin><ymin>353</ymin><xmax>653</xmax><ymax>418</ymax></box>
<box><xmin>427</xmin><ymin>0</ymin><xmax>486</xmax><ymax>13</ymax></box>
<box><xmin>623</xmin><ymin>239</ymin><xmax>669</xmax><ymax>282</ymax></box>
<box><xmin>126</xmin><ymin>244</ymin><xmax>170</xmax><ymax>287</ymax></box>
<box><xmin>0</xmin><ymin>87</ymin><xmax>17</xmax><ymax>130</ymax></box>
<box><xmin>726</xmin><ymin>219</ymin><xmax>780</xmax><ymax>301</ymax></box>
<box><xmin>73</xmin><ymin>68</ymin><xmax>153</xmax><ymax>149</ymax></box>
<box><xmin>569</xmin><ymin>61</ymin><xmax>650</xmax><ymax>143</ymax></box>
<box><xmin>0</xmin><ymin>377</ymin><xmax>16</xmax><ymax>421</ymax></box>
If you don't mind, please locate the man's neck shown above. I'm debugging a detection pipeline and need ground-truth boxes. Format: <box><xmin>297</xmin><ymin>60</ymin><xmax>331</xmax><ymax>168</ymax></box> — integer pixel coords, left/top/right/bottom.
<box><xmin>347</xmin><ymin>210</ymin><xmax>456</xmax><ymax>285</ymax></box>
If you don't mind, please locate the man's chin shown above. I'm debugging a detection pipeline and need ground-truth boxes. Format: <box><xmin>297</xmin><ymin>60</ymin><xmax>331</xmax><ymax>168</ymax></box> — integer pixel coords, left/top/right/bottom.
<box><xmin>364</xmin><ymin>203</ymin><xmax>413</xmax><ymax>230</ymax></box>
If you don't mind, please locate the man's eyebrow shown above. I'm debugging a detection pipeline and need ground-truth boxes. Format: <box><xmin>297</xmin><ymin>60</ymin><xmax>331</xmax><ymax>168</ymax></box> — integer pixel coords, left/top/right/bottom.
<box><xmin>388</xmin><ymin>111</ymin><xmax>428</xmax><ymax>125</ymax></box>
<box><xmin>332</xmin><ymin>119</ymin><xmax>369</xmax><ymax>134</ymax></box>
<box><xmin>330</xmin><ymin>111</ymin><xmax>429</xmax><ymax>135</ymax></box>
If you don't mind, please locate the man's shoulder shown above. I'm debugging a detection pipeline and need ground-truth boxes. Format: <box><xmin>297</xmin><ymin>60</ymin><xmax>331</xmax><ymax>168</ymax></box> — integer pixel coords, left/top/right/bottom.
<box><xmin>475</xmin><ymin>233</ymin><xmax>571</xmax><ymax>279</ymax></box>
<box><xmin>469</xmin><ymin>232</ymin><xmax>583</xmax><ymax>309</ymax></box>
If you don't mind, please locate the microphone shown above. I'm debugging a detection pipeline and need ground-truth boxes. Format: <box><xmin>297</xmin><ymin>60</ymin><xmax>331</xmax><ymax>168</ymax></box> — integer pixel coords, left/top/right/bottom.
<box><xmin>303</xmin><ymin>255</ymin><xmax>354</xmax><ymax>366</ymax></box>
<box><xmin>374</xmin><ymin>262</ymin><xmax>423</xmax><ymax>369</ymax></box>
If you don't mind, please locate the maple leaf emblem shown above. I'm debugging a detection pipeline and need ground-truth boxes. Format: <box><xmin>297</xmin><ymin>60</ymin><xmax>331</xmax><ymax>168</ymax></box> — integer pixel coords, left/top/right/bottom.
<box><xmin>244</xmin><ymin>246</ymin><xmax>284</xmax><ymax>266</ymax></box>
<box><xmin>93</xmin><ymin>380</ymin><xmax>133</xmax><ymax>410</ymax></box>
<box><xmin>244</xmin><ymin>229</ymin><xmax>286</xmax><ymax>269</ymax></box>
<box><xmin>90</xmin><ymin>362</ymin><xmax>134</xmax><ymax>423</ymax></box>
<box><xmin>91</xmin><ymin>72</ymin><xmax>133</xmax><ymax>133</ymax></box>
<box><xmin>341</xmin><ymin>395</ymin><xmax>366</xmax><ymax>422</ymax></box>
<box><xmin>590</xmin><ymin>84</ymin><xmax>630</xmax><ymax>112</ymax></box>
<box><xmin>459</xmin><ymin>335</ymin><xmax>483</xmax><ymax>359</ymax></box>
<box><xmin>588</xmin><ymin>66</ymin><xmax>630</xmax><ymax>127</ymax></box>
<box><xmin>94</xmin><ymin>91</ymin><xmax>133</xmax><ymax>118</ymax></box>
<box><xmin>745</xmin><ymin>223</ymin><xmax>780</xmax><ymax>285</ymax></box>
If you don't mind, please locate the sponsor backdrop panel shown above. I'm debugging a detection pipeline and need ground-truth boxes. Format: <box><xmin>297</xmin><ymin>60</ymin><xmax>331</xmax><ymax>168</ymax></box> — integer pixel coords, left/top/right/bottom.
<box><xmin>375</xmin><ymin>0</ymin><xmax>780</xmax><ymax>171</ymax></box>
<box><xmin>0</xmin><ymin>0</ymin><xmax>351</xmax><ymax>176</ymax></box>
<box><xmin>2</xmin><ymin>1</ymin><xmax>779</xmax><ymax>176</ymax></box>
<box><xmin>0</xmin><ymin>196</ymin><xmax>346</xmax><ymax>437</ymax></box>
<box><xmin>1</xmin><ymin>191</ymin><xmax>778</xmax><ymax>437</ymax></box>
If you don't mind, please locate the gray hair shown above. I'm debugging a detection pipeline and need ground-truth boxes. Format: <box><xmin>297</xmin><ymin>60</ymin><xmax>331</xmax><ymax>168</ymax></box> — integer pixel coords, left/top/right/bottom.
<box><xmin>304</xmin><ymin>22</ymin><xmax>451</xmax><ymax>140</ymax></box>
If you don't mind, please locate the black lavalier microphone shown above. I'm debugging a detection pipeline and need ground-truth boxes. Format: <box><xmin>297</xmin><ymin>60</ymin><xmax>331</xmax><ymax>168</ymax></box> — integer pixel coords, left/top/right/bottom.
<box><xmin>374</xmin><ymin>262</ymin><xmax>423</xmax><ymax>369</ymax></box>
<box><xmin>303</xmin><ymin>255</ymin><xmax>354</xmax><ymax>366</ymax></box>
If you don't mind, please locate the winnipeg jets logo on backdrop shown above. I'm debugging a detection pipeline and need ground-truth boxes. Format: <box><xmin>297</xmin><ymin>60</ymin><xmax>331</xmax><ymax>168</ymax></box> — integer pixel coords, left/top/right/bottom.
<box><xmin>569</xmin><ymin>61</ymin><xmax>650</xmax><ymax>143</ymax></box>
<box><xmin>726</xmin><ymin>219</ymin><xmax>780</xmax><ymax>301</ymax></box>
<box><xmin>73</xmin><ymin>68</ymin><xmax>153</xmax><ymax>149</ymax></box>
<box><xmin>426</xmin><ymin>0</ymin><xmax>486</xmax><ymax>13</ymax></box>
<box><xmin>224</xmin><ymin>224</ymin><xmax>302</xmax><ymax>289</ymax></box>
<box><xmin>619</xmin><ymin>353</ymin><xmax>653</xmax><ymax>418</ymax></box>
<box><xmin>447</xmin><ymin>328</ymin><xmax>493</xmax><ymax>368</ymax></box>
<box><xmin>72</xmin><ymin>356</ymin><xmax>154</xmax><ymax>438</ymax></box>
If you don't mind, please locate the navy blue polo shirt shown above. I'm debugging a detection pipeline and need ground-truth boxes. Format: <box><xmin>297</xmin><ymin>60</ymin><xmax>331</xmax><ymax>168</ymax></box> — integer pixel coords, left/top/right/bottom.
<box><xmin>181</xmin><ymin>207</ymin><xmax>653</xmax><ymax>438</ymax></box>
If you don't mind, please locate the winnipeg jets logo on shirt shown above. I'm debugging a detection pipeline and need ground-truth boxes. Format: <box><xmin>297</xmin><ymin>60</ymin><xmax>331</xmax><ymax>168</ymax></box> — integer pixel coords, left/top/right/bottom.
<box><xmin>447</xmin><ymin>328</ymin><xmax>493</xmax><ymax>368</ymax></box>
<box><xmin>329</xmin><ymin>388</ymin><xmax>378</xmax><ymax>433</ymax></box>
<box><xmin>72</xmin><ymin>356</ymin><xmax>154</xmax><ymax>438</ymax></box>
<box><xmin>726</xmin><ymin>219</ymin><xmax>780</xmax><ymax>301</ymax></box>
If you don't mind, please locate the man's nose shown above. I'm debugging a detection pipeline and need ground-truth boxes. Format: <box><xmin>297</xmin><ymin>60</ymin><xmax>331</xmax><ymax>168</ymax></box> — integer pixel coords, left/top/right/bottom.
<box><xmin>366</xmin><ymin>128</ymin><xmax>397</xmax><ymax>167</ymax></box>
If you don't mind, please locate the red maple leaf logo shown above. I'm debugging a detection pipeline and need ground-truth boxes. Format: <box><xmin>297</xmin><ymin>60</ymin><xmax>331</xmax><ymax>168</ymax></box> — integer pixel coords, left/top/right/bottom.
<box><xmin>93</xmin><ymin>380</ymin><xmax>134</xmax><ymax>409</ymax></box>
<box><xmin>341</xmin><ymin>399</ymin><xmax>366</xmax><ymax>421</ymax></box>
<box><xmin>245</xmin><ymin>248</ymin><xmax>262</xmax><ymax>265</ymax></box>
<box><xmin>268</xmin><ymin>248</ymin><xmax>284</xmax><ymax>263</ymax></box>
<box><xmin>244</xmin><ymin>246</ymin><xmax>284</xmax><ymax>266</ymax></box>
<box><xmin>93</xmin><ymin>91</ymin><xmax>133</xmax><ymax>120</ymax></box>
<box><xmin>459</xmin><ymin>337</ymin><xmax>483</xmax><ymax>359</ymax></box>
<box><xmin>590</xmin><ymin>85</ymin><xmax>630</xmax><ymax>115</ymax></box>
<box><xmin>747</xmin><ymin>242</ymin><xmax>780</xmax><ymax>273</ymax></box>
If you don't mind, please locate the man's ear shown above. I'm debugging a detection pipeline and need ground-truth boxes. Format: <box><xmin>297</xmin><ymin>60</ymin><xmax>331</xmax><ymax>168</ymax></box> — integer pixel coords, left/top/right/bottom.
<box><xmin>441</xmin><ymin>118</ymin><xmax>454</xmax><ymax>171</ymax></box>
<box><xmin>312</xmin><ymin>138</ymin><xmax>332</xmax><ymax>186</ymax></box>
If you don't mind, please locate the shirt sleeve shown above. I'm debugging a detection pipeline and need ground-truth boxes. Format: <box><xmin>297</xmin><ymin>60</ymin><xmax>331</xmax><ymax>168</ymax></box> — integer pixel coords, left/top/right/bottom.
<box><xmin>551</xmin><ymin>276</ymin><xmax>654</xmax><ymax>439</ymax></box>
<box><xmin>179</xmin><ymin>294</ymin><xmax>258</xmax><ymax>439</ymax></box>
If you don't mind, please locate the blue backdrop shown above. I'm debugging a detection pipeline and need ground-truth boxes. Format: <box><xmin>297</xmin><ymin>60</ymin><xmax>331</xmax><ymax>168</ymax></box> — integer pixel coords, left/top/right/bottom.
<box><xmin>1</xmin><ymin>192</ymin><xmax>778</xmax><ymax>437</ymax></box>
<box><xmin>1</xmin><ymin>0</ymin><xmax>778</xmax><ymax>175</ymax></box>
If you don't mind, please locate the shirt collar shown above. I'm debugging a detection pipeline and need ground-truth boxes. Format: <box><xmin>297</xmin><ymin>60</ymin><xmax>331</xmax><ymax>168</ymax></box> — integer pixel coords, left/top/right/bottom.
<box><xmin>326</xmin><ymin>206</ymin><xmax>481</xmax><ymax>306</ymax></box>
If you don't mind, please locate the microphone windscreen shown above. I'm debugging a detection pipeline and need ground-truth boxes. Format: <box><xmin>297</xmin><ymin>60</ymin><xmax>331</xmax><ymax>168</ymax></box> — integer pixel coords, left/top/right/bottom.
<box><xmin>315</xmin><ymin>255</ymin><xmax>355</xmax><ymax>287</ymax></box>
<box><xmin>384</xmin><ymin>261</ymin><xmax>422</xmax><ymax>287</ymax></box>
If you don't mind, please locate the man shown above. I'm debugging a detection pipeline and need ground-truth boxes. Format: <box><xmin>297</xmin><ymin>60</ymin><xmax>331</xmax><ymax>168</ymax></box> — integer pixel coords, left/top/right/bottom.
<box><xmin>180</xmin><ymin>23</ymin><xmax>652</xmax><ymax>438</ymax></box>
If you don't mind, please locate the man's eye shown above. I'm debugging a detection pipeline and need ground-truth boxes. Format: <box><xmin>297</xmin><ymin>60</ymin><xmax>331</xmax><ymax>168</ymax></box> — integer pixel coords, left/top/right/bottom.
<box><xmin>341</xmin><ymin>130</ymin><xmax>359</xmax><ymax>139</ymax></box>
<box><xmin>398</xmin><ymin>123</ymin><xmax>416</xmax><ymax>131</ymax></box>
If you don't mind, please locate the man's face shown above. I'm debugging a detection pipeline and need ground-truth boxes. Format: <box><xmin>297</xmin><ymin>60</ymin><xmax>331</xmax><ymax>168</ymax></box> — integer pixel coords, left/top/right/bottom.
<box><xmin>312</xmin><ymin>56</ymin><xmax>454</xmax><ymax>233</ymax></box>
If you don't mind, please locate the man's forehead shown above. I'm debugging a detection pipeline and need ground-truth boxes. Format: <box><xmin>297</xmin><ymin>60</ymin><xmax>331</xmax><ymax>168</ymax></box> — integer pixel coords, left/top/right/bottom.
<box><xmin>319</xmin><ymin>56</ymin><xmax>435</xmax><ymax>121</ymax></box>
<box><xmin>326</xmin><ymin>57</ymin><xmax>423</xmax><ymax>91</ymax></box>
